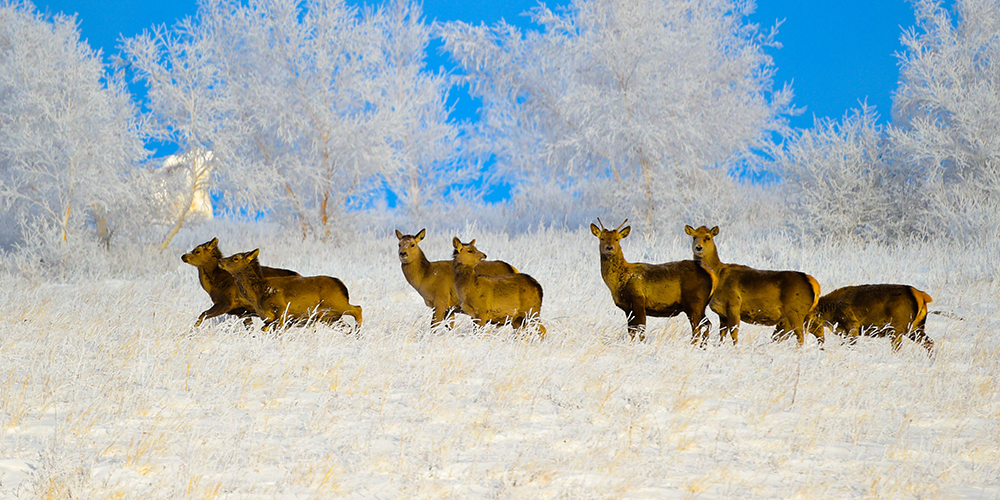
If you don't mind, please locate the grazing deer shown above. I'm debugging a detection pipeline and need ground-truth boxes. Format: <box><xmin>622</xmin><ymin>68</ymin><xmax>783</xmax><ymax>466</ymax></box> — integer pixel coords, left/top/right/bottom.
<box><xmin>809</xmin><ymin>284</ymin><xmax>934</xmax><ymax>354</ymax></box>
<box><xmin>685</xmin><ymin>225</ymin><xmax>822</xmax><ymax>345</ymax></box>
<box><xmin>591</xmin><ymin>219</ymin><xmax>715</xmax><ymax>343</ymax></box>
<box><xmin>182</xmin><ymin>238</ymin><xmax>298</xmax><ymax>326</ymax></box>
<box><xmin>218</xmin><ymin>249</ymin><xmax>362</xmax><ymax>331</ymax></box>
<box><xmin>396</xmin><ymin>229</ymin><xmax>519</xmax><ymax>327</ymax></box>
<box><xmin>451</xmin><ymin>238</ymin><xmax>545</xmax><ymax>337</ymax></box>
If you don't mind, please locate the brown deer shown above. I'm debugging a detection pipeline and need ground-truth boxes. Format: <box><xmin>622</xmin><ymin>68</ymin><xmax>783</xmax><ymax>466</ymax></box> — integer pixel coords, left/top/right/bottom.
<box><xmin>451</xmin><ymin>238</ymin><xmax>545</xmax><ymax>337</ymax></box>
<box><xmin>591</xmin><ymin>219</ymin><xmax>716</xmax><ymax>343</ymax></box>
<box><xmin>218</xmin><ymin>249</ymin><xmax>362</xmax><ymax>331</ymax></box>
<box><xmin>809</xmin><ymin>284</ymin><xmax>934</xmax><ymax>354</ymax></box>
<box><xmin>396</xmin><ymin>229</ymin><xmax>519</xmax><ymax>327</ymax></box>
<box><xmin>684</xmin><ymin>225</ymin><xmax>822</xmax><ymax>345</ymax></box>
<box><xmin>181</xmin><ymin>237</ymin><xmax>299</xmax><ymax>326</ymax></box>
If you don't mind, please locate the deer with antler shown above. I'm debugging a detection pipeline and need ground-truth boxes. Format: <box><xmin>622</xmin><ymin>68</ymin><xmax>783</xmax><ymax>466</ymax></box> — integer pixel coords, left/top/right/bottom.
<box><xmin>591</xmin><ymin>219</ymin><xmax>716</xmax><ymax>344</ymax></box>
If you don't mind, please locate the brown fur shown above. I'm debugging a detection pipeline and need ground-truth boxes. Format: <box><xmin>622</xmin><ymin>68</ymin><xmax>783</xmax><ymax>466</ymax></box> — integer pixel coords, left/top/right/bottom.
<box><xmin>451</xmin><ymin>238</ymin><xmax>545</xmax><ymax>338</ymax></box>
<box><xmin>181</xmin><ymin>238</ymin><xmax>299</xmax><ymax>326</ymax></box>
<box><xmin>591</xmin><ymin>220</ymin><xmax>716</xmax><ymax>343</ymax></box>
<box><xmin>218</xmin><ymin>249</ymin><xmax>362</xmax><ymax>331</ymax></box>
<box><xmin>685</xmin><ymin>225</ymin><xmax>822</xmax><ymax>345</ymax></box>
<box><xmin>809</xmin><ymin>284</ymin><xmax>934</xmax><ymax>353</ymax></box>
<box><xmin>396</xmin><ymin>229</ymin><xmax>518</xmax><ymax>327</ymax></box>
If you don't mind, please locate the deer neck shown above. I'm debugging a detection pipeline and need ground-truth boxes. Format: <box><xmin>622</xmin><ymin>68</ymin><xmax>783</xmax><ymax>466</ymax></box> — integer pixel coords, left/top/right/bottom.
<box><xmin>697</xmin><ymin>245</ymin><xmax>725</xmax><ymax>273</ymax></box>
<box><xmin>600</xmin><ymin>251</ymin><xmax>630</xmax><ymax>289</ymax></box>
<box><xmin>230</xmin><ymin>264</ymin><xmax>268</xmax><ymax>309</ymax></box>
<box><xmin>401</xmin><ymin>249</ymin><xmax>432</xmax><ymax>284</ymax></box>
<box><xmin>197</xmin><ymin>260</ymin><xmax>227</xmax><ymax>292</ymax></box>
<box><xmin>452</xmin><ymin>259</ymin><xmax>478</xmax><ymax>288</ymax></box>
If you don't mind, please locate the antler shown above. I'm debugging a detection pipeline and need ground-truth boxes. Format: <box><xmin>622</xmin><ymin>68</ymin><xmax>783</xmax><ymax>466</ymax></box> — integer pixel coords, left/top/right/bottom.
<box><xmin>597</xmin><ymin>217</ymin><xmax>607</xmax><ymax>230</ymax></box>
<box><xmin>615</xmin><ymin>219</ymin><xmax>629</xmax><ymax>231</ymax></box>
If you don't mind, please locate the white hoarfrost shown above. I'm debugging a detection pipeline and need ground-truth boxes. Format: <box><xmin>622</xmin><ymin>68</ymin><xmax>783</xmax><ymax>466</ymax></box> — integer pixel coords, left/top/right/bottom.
<box><xmin>438</xmin><ymin>0</ymin><xmax>793</xmax><ymax>229</ymax></box>
<box><xmin>0</xmin><ymin>2</ymin><xmax>147</xmax><ymax>249</ymax></box>
<box><xmin>1</xmin><ymin>225</ymin><xmax>997</xmax><ymax>499</ymax></box>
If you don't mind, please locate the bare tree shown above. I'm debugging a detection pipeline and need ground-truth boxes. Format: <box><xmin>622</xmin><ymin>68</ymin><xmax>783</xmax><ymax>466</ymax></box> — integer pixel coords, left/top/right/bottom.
<box><xmin>0</xmin><ymin>2</ymin><xmax>147</xmax><ymax>249</ymax></box>
<box><xmin>438</xmin><ymin>0</ymin><xmax>793</xmax><ymax>228</ymax></box>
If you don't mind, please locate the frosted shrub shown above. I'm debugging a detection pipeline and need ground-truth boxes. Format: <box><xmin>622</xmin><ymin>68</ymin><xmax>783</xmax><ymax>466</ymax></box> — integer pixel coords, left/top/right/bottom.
<box><xmin>776</xmin><ymin>106</ymin><xmax>922</xmax><ymax>241</ymax></box>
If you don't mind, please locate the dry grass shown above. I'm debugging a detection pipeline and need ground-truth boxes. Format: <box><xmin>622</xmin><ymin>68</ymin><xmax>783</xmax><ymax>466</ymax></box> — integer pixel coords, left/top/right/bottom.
<box><xmin>0</xmin><ymin>225</ymin><xmax>998</xmax><ymax>499</ymax></box>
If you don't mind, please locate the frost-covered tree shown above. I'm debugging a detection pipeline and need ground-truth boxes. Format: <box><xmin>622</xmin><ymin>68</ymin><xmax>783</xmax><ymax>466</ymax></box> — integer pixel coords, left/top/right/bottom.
<box><xmin>890</xmin><ymin>0</ymin><xmax>1000</xmax><ymax>234</ymax></box>
<box><xmin>118</xmin><ymin>7</ymin><xmax>232</xmax><ymax>248</ymax></box>
<box><xmin>372</xmin><ymin>1</ymin><xmax>469</xmax><ymax>220</ymax></box>
<box><xmin>0</xmin><ymin>1</ymin><xmax>147</xmax><ymax>249</ymax></box>
<box><xmin>123</xmin><ymin>0</ymin><xmax>464</xmax><ymax>241</ymax></box>
<box><xmin>776</xmin><ymin>106</ymin><xmax>921</xmax><ymax>241</ymax></box>
<box><xmin>438</xmin><ymin>0</ymin><xmax>792</xmax><ymax>227</ymax></box>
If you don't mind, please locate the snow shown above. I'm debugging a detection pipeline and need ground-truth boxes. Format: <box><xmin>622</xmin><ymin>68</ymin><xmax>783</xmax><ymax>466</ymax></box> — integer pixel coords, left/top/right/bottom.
<box><xmin>0</xmin><ymin>226</ymin><xmax>998</xmax><ymax>499</ymax></box>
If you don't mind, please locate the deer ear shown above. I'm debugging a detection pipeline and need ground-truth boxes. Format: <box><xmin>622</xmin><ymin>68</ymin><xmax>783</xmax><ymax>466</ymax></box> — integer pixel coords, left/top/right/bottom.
<box><xmin>415</xmin><ymin>228</ymin><xmax>426</xmax><ymax>242</ymax></box>
<box><xmin>619</xmin><ymin>226</ymin><xmax>631</xmax><ymax>239</ymax></box>
<box><xmin>710</xmin><ymin>226</ymin><xmax>720</xmax><ymax>236</ymax></box>
<box><xmin>470</xmin><ymin>239</ymin><xmax>476</xmax><ymax>246</ymax></box>
<box><xmin>209</xmin><ymin>237</ymin><xmax>219</xmax><ymax>248</ymax></box>
<box><xmin>684</xmin><ymin>225</ymin><xmax>695</xmax><ymax>236</ymax></box>
<box><xmin>590</xmin><ymin>223</ymin><xmax>601</xmax><ymax>237</ymax></box>
<box><xmin>395</xmin><ymin>229</ymin><xmax>403</xmax><ymax>240</ymax></box>
<box><xmin>452</xmin><ymin>236</ymin><xmax>462</xmax><ymax>249</ymax></box>
<box><xmin>248</xmin><ymin>248</ymin><xmax>260</xmax><ymax>260</ymax></box>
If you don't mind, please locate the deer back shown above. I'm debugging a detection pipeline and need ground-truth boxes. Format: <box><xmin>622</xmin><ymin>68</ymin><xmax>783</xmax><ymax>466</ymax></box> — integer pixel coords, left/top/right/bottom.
<box><xmin>813</xmin><ymin>284</ymin><xmax>931</xmax><ymax>335</ymax></box>
<box><xmin>713</xmin><ymin>264</ymin><xmax>820</xmax><ymax>324</ymax></box>
<box><xmin>612</xmin><ymin>260</ymin><xmax>715</xmax><ymax>315</ymax></box>
<box><xmin>461</xmin><ymin>272</ymin><xmax>543</xmax><ymax>323</ymax></box>
<box><xmin>259</xmin><ymin>275</ymin><xmax>353</xmax><ymax>319</ymax></box>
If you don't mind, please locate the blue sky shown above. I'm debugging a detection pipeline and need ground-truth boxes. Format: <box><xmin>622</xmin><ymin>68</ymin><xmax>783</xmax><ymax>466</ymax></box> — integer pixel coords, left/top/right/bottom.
<box><xmin>34</xmin><ymin>0</ymin><xmax>919</xmax><ymax>131</ymax></box>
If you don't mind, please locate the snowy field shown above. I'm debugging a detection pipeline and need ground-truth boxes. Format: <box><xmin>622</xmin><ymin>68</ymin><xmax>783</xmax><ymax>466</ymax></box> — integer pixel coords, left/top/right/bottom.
<box><xmin>1</xmin><ymin>224</ymin><xmax>998</xmax><ymax>499</ymax></box>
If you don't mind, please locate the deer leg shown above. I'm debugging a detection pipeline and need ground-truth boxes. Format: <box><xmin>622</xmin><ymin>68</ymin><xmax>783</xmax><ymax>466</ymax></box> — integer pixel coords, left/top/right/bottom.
<box><xmin>627</xmin><ymin>307</ymin><xmax>647</xmax><ymax>342</ymax></box>
<box><xmin>890</xmin><ymin>332</ymin><xmax>905</xmax><ymax>351</ymax></box>
<box><xmin>686</xmin><ymin>308</ymin><xmax>710</xmax><ymax>347</ymax></box>
<box><xmin>441</xmin><ymin>305</ymin><xmax>461</xmax><ymax>329</ymax></box>
<box><xmin>536</xmin><ymin>323</ymin><xmax>547</xmax><ymax>340</ymax></box>
<box><xmin>717</xmin><ymin>314</ymin><xmax>729</xmax><ymax>342</ymax></box>
<box><xmin>908</xmin><ymin>318</ymin><xmax>934</xmax><ymax>354</ymax></box>
<box><xmin>784</xmin><ymin>314</ymin><xmax>808</xmax><ymax>346</ymax></box>
<box><xmin>916</xmin><ymin>333</ymin><xmax>934</xmax><ymax>355</ymax></box>
<box><xmin>721</xmin><ymin>306</ymin><xmax>740</xmax><ymax>344</ymax></box>
<box><xmin>346</xmin><ymin>305</ymin><xmax>362</xmax><ymax>331</ymax></box>
<box><xmin>196</xmin><ymin>301</ymin><xmax>235</xmax><ymax>326</ymax></box>
<box><xmin>806</xmin><ymin>317</ymin><xmax>825</xmax><ymax>344</ymax></box>
<box><xmin>431</xmin><ymin>304</ymin><xmax>448</xmax><ymax>328</ymax></box>
<box><xmin>511</xmin><ymin>316</ymin><xmax>525</xmax><ymax>330</ymax></box>
<box><xmin>792</xmin><ymin>325</ymin><xmax>805</xmax><ymax>346</ymax></box>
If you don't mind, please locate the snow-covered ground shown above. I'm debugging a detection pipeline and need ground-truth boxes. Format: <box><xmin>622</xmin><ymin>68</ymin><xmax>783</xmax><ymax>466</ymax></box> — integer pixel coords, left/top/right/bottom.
<box><xmin>1</xmin><ymin>225</ymin><xmax>998</xmax><ymax>499</ymax></box>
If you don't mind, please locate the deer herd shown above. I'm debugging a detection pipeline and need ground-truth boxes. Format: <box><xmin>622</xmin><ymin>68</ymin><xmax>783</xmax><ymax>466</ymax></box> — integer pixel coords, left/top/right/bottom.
<box><xmin>181</xmin><ymin>220</ymin><xmax>935</xmax><ymax>354</ymax></box>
